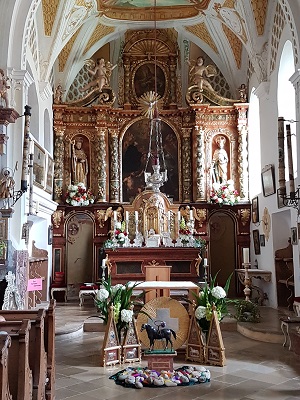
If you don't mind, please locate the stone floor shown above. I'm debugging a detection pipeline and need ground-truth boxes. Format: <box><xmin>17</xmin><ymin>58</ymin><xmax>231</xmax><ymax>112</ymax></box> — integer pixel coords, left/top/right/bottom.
<box><xmin>55</xmin><ymin>301</ymin><xmax>300</xmax><ymax>400</ymax></box>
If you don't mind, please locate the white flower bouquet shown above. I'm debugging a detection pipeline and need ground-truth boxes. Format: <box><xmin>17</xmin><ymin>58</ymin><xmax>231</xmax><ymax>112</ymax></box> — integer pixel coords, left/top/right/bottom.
<box><xmin>65</xmin><ymin>182</ymin><xmax>94</xmax><ymax>206</ymax></box>
<box><xmin>210</xmin><ymin>179</ymin><xmax>240</xmax><ymax>206</ymax></box>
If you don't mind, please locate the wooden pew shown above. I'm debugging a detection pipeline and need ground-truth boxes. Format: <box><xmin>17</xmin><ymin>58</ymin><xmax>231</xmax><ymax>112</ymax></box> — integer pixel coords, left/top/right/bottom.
<box><xmin>0</xmin><ymin>299</ymin><xmax>56</xmax><ymax>400</ymax></box>
<box><xmin>0</xmin><ymin>333</ymin><xmax>12</xmax><ymax>399</ymax></box>
<box><xmin>0</xmin><ymin>308</ymin><xmax>47</xmax><ymax>400</ymax></box>
<box><xmin>0</xmin><ymin>319</ymin><xmax>32</xmax><ymax>400</ymax></box>
<box><xmin>43</xmin><ymin>299</ymin><xmax>56</xmax><ymax>400</ymax></box>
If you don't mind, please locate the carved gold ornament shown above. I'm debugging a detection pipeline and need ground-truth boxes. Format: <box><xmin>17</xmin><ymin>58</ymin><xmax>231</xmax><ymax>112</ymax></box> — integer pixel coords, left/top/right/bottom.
<box><xmin>52</xmin><ymin>210</ymin><xmax>63</xmax><ymax>228</ymax></box>
<box><xmin>239</xmin><ymin>208</ymin><xmax>250</xmax><ymax>226</ymax></box>
<box><xmin>138</xmin><ymin>91</ymin><xmax>163</xmax><ymax>119</ymax></box>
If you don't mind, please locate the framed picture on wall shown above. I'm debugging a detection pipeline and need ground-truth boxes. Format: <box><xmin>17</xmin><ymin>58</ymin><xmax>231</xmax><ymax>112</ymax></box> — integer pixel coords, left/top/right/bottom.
<box><xmin>261</xmin><ymin>164</ymin><xmax>275</xmax><ymax>197</ymax></box>
<box><xmin>251</xmin><ymin>196</ymin><xmax>259</xmax><ymax>223</ymax></box>
<box><xmin>259</xmin><ymin>234</ymin><xmax>265</xmax><ymax>247</ymax></box>
<box><xmin>291</xmin><ymin>227</ymin><xmax>298</xmax><ymax>245</ymax></box>
<box><xmin>253</xmin><ymin>229</ymin><xmax>261</xmax><ymax>255</ymax></box>
<box><xmin>33</xmin><ymin>142</ymin><xmax>46</xmax><ymax>188</ymax></box>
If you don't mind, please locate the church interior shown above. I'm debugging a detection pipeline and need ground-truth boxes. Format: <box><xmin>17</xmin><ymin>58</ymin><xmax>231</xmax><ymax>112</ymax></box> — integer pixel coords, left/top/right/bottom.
<box><xmin>0</xmin><ymin>0</ymin><xmax>300</xmax><ymax>398</ymax></box>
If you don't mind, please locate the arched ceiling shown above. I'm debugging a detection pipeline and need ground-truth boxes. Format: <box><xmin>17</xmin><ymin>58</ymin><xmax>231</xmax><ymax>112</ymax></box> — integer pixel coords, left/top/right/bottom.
<box><xmin>38</xmin><ymin>0</ymin><xmax>271</xmax><ymax>92</ymax></box>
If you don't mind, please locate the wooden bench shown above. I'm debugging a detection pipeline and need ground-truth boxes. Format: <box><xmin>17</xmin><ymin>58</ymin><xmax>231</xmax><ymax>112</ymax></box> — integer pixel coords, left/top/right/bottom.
<box><xmin>0</xmin><ymin>319</ymin><xmax>32</xmax><ymax>400</ymax></box>
<box><xmin>0</xmin><ymin>333</ymin><xmax>12</xmax><ymax>399</ymax></box>
<box><xmin>0</xmin><ymin>299</ymin><xmax>56</xmax><ymax>400</ymax></box>
<box><xmin>0</xmin><ymin>308</ymin><xmax>47</xmax><ymax>400</ymax></box>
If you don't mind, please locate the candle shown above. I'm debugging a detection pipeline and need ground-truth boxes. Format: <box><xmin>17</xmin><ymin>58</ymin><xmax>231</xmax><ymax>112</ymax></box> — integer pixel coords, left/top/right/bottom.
<box><xmin>178</xmin><ymin>211</ymin><xmax>181</xmax><ymax>222</ymax></box>
<box><xmin>190</xmin><ymin>209</ymin><xmax>193</xmax><ymax>220</ymax></box>
<box><xmin>286</xmin><ymin>124</ymin><xmax>295</xmax><ymax>193</ymax></box>
<box><xmin>125</xmin><ymin>211</ymin><xmax>129</xmax><ymax>221</ymax></box>
<box><xmin>102</xmin><ymin>258</ymin><xmax>106</xmax><ymax>267</ymax></box>
<box><xmin>135</xmin><ymin>211</ymin><xmax>138</xmax><ymax>221</ymax></box>
<box><xmin>113</xmin><ymin>211</ymin><xmax>117</xmax><ymax>221</ymax></box>
<box><xmin>243</xmin><ymin>248</ymin><xmax>249</xmax><ymax>264</ymax></box>
<box><xmin>204</xmin><ymin>258</ymin><xmax>208</xmax><ymax>266</ymax></box>
<box><xmin>168</xmin><ymin>210</ymin><xmax>171</xmax><ymax>221</ymax></box>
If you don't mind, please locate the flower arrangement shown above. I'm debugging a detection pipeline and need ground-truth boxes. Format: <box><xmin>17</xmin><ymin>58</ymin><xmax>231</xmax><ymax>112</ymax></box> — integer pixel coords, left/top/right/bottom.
<box><xmin>94</xmin><ymin>276</ymin><xmax>142</xmax><ymax>341</ymax></box>
<box><xmin>192</xmin><ymin>272</ymin><xmax>232</xmax><ymax>333</ymax></box>
<box><xmin>114</xmin><ymin>220</ymin><xmax>128</xmax><ymax>246</ymax></box>
<box><xmin>65</xmin><ymin>182</ymin><xmax>94</xmax><ymax>206</ymax></box>
<box><xmin>210</xmin><ymin>179</ymin><xmax>240</xmax><ymax>206</ymax></box>
<box><xmin>179</xmin><ymin>217</ymin><xmax>191</xmax><ymax>236</ymax></box>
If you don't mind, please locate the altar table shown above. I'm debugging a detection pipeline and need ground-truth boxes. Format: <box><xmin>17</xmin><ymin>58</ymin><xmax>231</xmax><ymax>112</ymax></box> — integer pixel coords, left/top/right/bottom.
<box><xmin>128</xmin><ymin>280</ymin><xmax>199</xmax><ymax>312</ymax></box>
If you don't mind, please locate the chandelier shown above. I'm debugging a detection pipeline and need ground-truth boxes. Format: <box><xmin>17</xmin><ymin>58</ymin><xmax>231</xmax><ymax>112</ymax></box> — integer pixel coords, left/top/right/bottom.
<box><xmin>142</xmin><ymin>0</ymin><xmax>168</xmax><ymax>193</ymax></box>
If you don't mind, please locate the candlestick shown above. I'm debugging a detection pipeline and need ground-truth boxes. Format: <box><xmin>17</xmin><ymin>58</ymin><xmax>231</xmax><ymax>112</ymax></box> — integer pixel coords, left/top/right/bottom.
<box><xmin>21</xmin><ymin>105</ymin><xmax>31</xmax><ymax>191</ymax></box>
<box><xmin>278</xmin><ymin>117</ymin><xmax>286</xmax><ymax>195</ymax></box>
<box><xmin>286</xmin><ymin>124</ymin><xmax>295</xmax><ymax>193</ymax></box>
<box><xmin>243</xmin><ymin>248</ymin><xmax>249</xmax><ymax>264</ymax></box>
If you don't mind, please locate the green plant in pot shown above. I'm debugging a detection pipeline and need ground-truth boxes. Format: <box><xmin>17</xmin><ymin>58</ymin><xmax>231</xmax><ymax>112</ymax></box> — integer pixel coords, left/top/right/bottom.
<box><xmin>232</xmin><ymin>299</ymin><xmax>261</xmax><ymax>323</ymax></box>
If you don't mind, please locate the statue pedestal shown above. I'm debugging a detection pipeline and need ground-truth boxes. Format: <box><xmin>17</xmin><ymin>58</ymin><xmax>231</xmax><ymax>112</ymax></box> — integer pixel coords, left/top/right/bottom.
<box><xmin>143</xmin><ymin>351</ymin><xmax>177</xmax><ymax>372</ymax></box>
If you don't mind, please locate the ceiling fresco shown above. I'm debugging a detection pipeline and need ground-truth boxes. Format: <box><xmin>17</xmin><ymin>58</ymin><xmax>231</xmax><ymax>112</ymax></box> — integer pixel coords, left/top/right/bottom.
<box><xmin>37</xmin><ymin>0</ymin><xmax>276</xmax><ymax>95</ymax></box>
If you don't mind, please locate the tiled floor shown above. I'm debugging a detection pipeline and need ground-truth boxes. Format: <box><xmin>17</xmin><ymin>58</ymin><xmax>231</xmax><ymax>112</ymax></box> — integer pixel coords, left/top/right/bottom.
<box><xmin>55</xmin><ymin>302</ymin><xmax>300</xmax><ymax>400</ymax></box>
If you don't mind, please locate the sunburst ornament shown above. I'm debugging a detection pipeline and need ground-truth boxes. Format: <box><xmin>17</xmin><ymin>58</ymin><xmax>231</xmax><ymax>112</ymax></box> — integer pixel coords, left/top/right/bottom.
<box><xmin>138</xmin><ymin>91</ymin><xmax>163</xmax><ymax>119</ymax></box>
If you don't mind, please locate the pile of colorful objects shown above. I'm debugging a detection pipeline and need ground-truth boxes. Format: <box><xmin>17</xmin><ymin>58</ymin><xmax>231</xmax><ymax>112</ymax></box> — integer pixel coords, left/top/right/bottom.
<box><xmin>109</xmin><ymin>365</ymin><xmax>210</xmax><ymax>389</ymax></box>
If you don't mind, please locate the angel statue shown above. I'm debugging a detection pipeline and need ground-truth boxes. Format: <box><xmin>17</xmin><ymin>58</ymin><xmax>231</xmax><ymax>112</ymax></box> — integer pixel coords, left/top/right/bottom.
<box><xmin>188</xmin><ymin>56</ymin><xmax>217</xmax><ymax>92</ymax></box>
<box><xmin>79</xmin><ymin>58</ymin><xmax>117</xmax><ymax>94</ymax></box>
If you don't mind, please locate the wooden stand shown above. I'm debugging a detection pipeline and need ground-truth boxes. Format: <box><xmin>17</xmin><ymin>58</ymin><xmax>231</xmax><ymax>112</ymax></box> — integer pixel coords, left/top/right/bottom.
<box><xmin>143</xmin><ymin>351</ymin><xmax>177</xmax><ymax>372</ymax></box>
<box><xmin>144</xmin><ymin>265</ymin><xmax>172</xmax><ymax>302</ymax></box>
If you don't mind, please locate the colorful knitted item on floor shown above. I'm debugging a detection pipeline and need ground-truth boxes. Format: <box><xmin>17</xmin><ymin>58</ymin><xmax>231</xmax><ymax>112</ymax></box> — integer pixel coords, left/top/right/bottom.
<box><xmin>109</xmin><ymin>365</ymin><xmax>210</xmax><ymax>389</ymax></box>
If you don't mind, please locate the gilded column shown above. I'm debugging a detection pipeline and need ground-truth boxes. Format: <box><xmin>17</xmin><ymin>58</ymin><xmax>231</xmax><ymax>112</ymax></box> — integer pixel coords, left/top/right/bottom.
<box><xmin>53</xmin><ymin>127</ymin><xmax>65</xmax><ymax>203</ymax></box>
<box><xmin>195</xmin><ymin>126</ymin><xmax>206</xmax><ymax>201</ymax></box>
<box><xmin>96</xmin><ymin>127</ymin><xmax>107</xmax><ymax>202</ymax></box>
<box><xmin>169</xmin><ymin>57</ymin><xmax>176</xmax><ymax>105</ymax></box>
<box><xmin>123</xmin><ymin>57</ymin><xmax>130</xmax><ymax>106</ymax></box>
<box><xmin>236</xmin><ymin>104</ymin><xmax>249</xmax><ymax>200</ymax></box>
<box><xmin>109</xmin><ymin>129</ymin><xmax>119</xmax><ymax>202</ymax></box>
<box><xmin>182</xmin><ymin>128</ymin><xmax>192</xmax><ymax>202</ymax></box>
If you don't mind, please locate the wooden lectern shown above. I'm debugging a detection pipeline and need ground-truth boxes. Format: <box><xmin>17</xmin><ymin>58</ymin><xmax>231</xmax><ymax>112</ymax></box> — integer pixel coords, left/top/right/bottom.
<box><xmin>144</xmin><ymin>265</ymin><xmax>172</xmax><ymax>302</ymax></box>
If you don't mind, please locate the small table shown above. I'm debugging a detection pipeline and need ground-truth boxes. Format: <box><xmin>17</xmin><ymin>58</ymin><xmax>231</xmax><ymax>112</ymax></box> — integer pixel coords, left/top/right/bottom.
<box><xmin>235</xmin><ymin>269</ymin><xmax>271</xmax><ymax>304</ymax></box>
<box><xmin>280</xmin><ymin>317</ymin><xmax>300</xmax><ymax>350</ymax></box>
<box><xmin>50</xmin><ymin>287</ymin><xmax>67</xmax><ymax>303</ymax></box>
<box><xmin>79</xmin><ymin>289</ymin><xmax>97</xmax><ymax>306</ymax></box>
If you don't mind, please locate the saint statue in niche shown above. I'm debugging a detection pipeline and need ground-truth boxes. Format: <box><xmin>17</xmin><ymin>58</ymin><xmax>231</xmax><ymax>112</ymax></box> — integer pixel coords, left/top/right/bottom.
<box><xmin>71</xmin><ymin>137</ymin><xmax>88</xmax><ymax>186</ymax></box>
<box><xmin>212</xmin><ymin>135</ymin><xmax>229</xmax><ymax>184</ymax></box>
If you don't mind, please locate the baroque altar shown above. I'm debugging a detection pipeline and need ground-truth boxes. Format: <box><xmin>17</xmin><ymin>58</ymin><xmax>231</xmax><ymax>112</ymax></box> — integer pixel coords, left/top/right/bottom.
<box><xmin>51</xmin><ymin>29</ymin><xmax>251</xmax><ymax>296</ymax></box>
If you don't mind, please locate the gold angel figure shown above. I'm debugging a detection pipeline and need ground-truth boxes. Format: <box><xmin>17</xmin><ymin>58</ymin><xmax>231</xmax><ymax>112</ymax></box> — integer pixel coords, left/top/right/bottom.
<box><xmin>188</xmin><ymin>56</ymin><xmax>217</xmax><ymax>92</ymax></box>
<box><xmin>79</xmin><ymin>58</ymin><xmax>117</xmax><ymax>93</ymax></box>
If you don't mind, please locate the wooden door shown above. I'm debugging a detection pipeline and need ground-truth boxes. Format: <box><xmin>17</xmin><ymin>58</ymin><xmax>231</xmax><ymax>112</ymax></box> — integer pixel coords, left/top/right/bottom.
<box><xmin>208</xmin><ymin>212</ymin><xmax>236</xmax><ymax>297</ymax></box>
